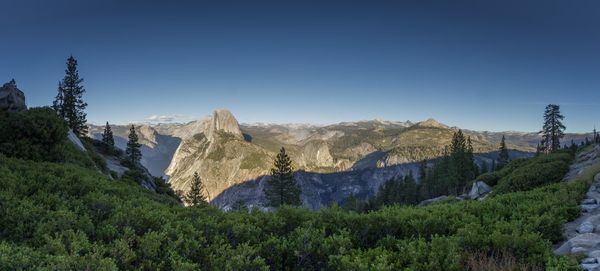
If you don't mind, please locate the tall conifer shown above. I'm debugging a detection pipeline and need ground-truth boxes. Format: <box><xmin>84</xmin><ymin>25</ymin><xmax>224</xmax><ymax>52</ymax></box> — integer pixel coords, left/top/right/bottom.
<box><xmin>126</xmin><ymin>125</ymin><xmax>142</xmax><ymax>166</ymax></box>
<box><xmin>53</xmin><ymin>56</ymin><xmax>88</xmax><ymax>136</ymax></box>
<box><xmin>185</xmin><ymin>172</ymin><xmax>207</xmax><ymax>206</ymax></box>
<box><xmin>497</xmin><ymin>135</ymin><xmax>510</xmax><ymax>170</ymax></box>
<box><xmin>540</xmin><ymin>104</ymin><xmax>565</xmax><ymax>153</ymax></box>
<box><xmin>264</xmin><ymin>147</ymin><xmax>301</xmax><ymax>207</ymax></box>
<box><xmin>102</xmin><ymin>122</ymin><xmax>115</xmax><ymax>149</ymax></box>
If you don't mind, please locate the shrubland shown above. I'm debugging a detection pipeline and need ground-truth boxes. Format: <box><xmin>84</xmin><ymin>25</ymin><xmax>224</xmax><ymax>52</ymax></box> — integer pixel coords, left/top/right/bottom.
<box><xmin>0</xmin><ymin>109</ymin><xmax>589</xmax><ymax>270</ymax></box>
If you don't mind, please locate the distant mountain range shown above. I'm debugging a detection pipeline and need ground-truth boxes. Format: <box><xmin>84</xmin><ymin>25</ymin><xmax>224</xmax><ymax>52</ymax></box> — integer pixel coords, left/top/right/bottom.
<box><xmin>88</xmin><ymin>109</ymin><xmax>593</xmax><ymax>209</ymax></box>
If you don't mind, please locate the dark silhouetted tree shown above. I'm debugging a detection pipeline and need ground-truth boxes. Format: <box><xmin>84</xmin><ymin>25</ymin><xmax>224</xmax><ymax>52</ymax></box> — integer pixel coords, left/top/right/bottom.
<box><xmin>53</xmin><ymin>56</ymin><xmax>88</xmax><ymax>136</ymax></box>
<box><xmin>102</xmin><ymin>121</ymin><xmax>114</xmax><ymax>149</ymax></box>
<box><xmin>185</xmin><ymin>172</ymin><xmax>207</xmax><ymax>206</ymax></box>
<box><xmin>497</xmin><ymin>135</ymin><xmax>510</xmax><ymax>170</ymax></box>
<box><xmin>264</xmin><ymin>147</ymin><xmax>301</xmax><ymax>207</ymax></box>
<box><xmin>126</xmin><ymin>125</ymin><xmax>142</xmax><ymax>166</ymax></box>
<box><xmin>540</xmin><ymin>104</ymin><xmax>565</xmax><ymax>153</ymax></box>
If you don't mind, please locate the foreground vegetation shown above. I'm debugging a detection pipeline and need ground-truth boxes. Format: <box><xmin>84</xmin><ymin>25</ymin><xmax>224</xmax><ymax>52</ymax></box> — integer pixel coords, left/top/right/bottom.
<box><xmin>0</xmin><ymin>149</ymin><xmax>589</xmax><ymax>270</ymax></box>
<box><xmin>0</xmin><ymin>99</ymin><xmax>591</xmax><ymax>269</ymax></box>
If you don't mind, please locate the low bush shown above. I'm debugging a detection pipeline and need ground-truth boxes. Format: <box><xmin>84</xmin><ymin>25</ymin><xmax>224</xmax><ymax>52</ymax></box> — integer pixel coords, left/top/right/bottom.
<box><xmin>0</xmin><ymin>150</ymin><xmax>589</xmax><ymax>270</ymax></box>
<box><xmin>0</xmin><ymin>107</ymin><xmax>68</xmax><ymax>162</ymax></box>
<box><xmin>494</xmin><ymin>151</ymin><xmax>573</xmax><ymax>193</ymax></box>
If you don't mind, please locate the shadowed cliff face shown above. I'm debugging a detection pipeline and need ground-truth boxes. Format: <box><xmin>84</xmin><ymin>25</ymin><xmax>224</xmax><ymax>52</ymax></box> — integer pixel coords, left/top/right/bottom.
<box><xmin>211</xmin><ymin>150</ymin><xmax>534</xmax><ymax>210</ymax></box>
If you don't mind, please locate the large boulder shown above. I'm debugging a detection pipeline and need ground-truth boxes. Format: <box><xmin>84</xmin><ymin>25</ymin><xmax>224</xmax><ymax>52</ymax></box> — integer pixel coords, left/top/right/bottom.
<box><xmin>0</xmin><ymin>79</ymin><xmax>27</xmax><ymax>112</ymax></box>
<box><xmin>468</xmin><ymin>181</ymin><xmax>492</xmax><ymax>200</ymax></box>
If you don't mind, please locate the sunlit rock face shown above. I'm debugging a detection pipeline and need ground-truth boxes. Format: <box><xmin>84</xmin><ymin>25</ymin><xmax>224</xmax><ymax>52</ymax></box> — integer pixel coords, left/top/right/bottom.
<box><xmin>0</xmin><ymin>80</ymin><xmax>27</xmax><ymax>112</ymax></box>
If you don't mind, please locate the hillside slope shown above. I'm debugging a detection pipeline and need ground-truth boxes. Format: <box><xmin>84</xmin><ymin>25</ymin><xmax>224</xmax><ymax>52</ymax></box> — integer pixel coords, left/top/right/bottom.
<box><xmin>0</xmin><ymin>148</ymin><xmax>585</xmax><ymax>270</ymax></box>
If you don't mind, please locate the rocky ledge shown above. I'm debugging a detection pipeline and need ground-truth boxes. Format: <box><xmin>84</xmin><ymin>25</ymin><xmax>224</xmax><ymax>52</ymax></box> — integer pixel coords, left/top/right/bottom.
<box><xmin>554</xmin><ymin>144</ymin><xmax>600</xmax><ymax>271</ymax></box>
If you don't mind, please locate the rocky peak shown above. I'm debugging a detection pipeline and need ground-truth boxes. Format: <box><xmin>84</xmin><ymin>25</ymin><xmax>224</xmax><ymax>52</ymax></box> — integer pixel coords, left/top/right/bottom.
<box><xmin>414</xmin><ymin>118</ymin><xmax>448</xmax><ymax>129</ymax></box>
<box><xmin>206</xmin><ymin>109</ymin><xmax>243</xmax><ymax>141</ymax></box>
<box><xmin>0</xmin><ymin>79</ymin><xmax>27</xmax><ymax>112</ymax></box>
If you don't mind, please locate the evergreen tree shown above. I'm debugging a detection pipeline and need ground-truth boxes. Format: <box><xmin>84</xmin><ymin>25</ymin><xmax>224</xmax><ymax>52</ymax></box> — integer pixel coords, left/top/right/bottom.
<box><xmin>102</xmin><ymin>121</ymin><xmax>114</xmax><ymax>149</ymax></box>
<box><xmin>52</xmin><ymin>56</ymin><xmax>88</xmax><ymax>136</ymax></box>
<box><xmin>497</xmin><ymin>135</ymin><xmax>510</xmax><ymax>170</ymax></box>
<box><xmin>185</xmin><ymin>172</ymin><xmax>207</xmax><ymax>206</ymax></box>
<box><xmin>594</xmin><ymin>128</ymin><xmax>599</xmax><ymax>143</ymax></box>
<box><xmin>480</xmin><ymin>161</ymin><xmax>489</xmax><ymax>174</ymax></box>
<box><xmin>418</xmin><ymin>159</ymin><xmax>430</xmax><ymax>198</ymax></box>
<box><xmin>264</xmin><ymin>147</ymin><xmax>301</xmax><ymax>207</ymax></box>
<box><xmin>570</xmin><ymin>140</ymin><xmax>578</xmax><ymax>153</ymax></box>
<box><xmin>126</xmin><ymin>125</ymin><xmax>142</xmax><ymax>166</ymax></box>
<box><xmin>447</xmin><ymin>130</ymin><xmax>474</xmax><ymax>195</ymax></box>
<box><xmin>401</xmin><ymin>174</ymin><xmax>419</xmax><ymax>205</ymax></box>
<box><xmin>342</xmin><ymin>193</ymin><xmax>361</xmax><ymax>212</ymax></box>
<box><xmin>540</xmin><ymin>104</ymin><xmax>565</xmax><ymax>153</ymax></box>
<box><xmin>418</xmin><ymin>159</ymin><xmax>427</xmax><ymax>182</ymax></box>
<box><xmin>535</xmin><ymin>143</ymin><xmax>542</xmax><ymax>157</ymax></box>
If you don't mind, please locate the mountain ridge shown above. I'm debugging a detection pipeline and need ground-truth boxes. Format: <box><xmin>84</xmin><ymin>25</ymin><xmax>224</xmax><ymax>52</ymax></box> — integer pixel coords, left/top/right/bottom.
<box><xmin>88</xmin><ymin>108</ymin><xmax>594</xmax><ymax>208</ymax></box>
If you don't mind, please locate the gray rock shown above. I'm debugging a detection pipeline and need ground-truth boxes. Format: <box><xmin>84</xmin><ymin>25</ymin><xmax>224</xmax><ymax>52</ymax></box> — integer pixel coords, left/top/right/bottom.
<box><xmin>569</xmin><ymin>233</ymin><xmax>600</xmax><ymax>254</ymax></box>
<box><xmin>0</xmin><ymin>79</ymin><xmax>26</xmax><ymax>112</ymax></box>
<box><xmin>589</xmin><ymin>250</ymin><xmax>600</xmax><ymax>258</ymax></box>
<box><xmin>573</xmin><ymin>246</ymin><xmax>591</xmax><ymax>255</ymax></box>
<box><xmin>582</xmin><ymin>204</ymin><xmax>600</xmax><ymax>212</ymax></box>
<box><xmin>584</xmin><ymin>198</ymin><xmax>598</xmax><ymax>205</ymax></box>
<box><xmin>583</xmin><ymin>258</ymin><xmax>598</xmax><ymax>264</ymax></box>
<box><xmin>205</xmin><ymin>109</ymin><xmax>244</xmax><ymax>141</ymax></box>
<box><xmin>582</xmin><ymin>263</ymin><xmax>600</xmax><ymax>271</ymax></box>
<box><xmin>67</xmin><ymin>130</ymin><xmax>86</xmax><ymax>152</ymax></box>
<box><xmin>468</xmin><ymin>181</ymin><xmax>492</xmax><ymax>200</ymax></box>
<box><xmin>579</xmin><ymin>221</ymin><xmax>596</xmax><ymax>234</ymax></box>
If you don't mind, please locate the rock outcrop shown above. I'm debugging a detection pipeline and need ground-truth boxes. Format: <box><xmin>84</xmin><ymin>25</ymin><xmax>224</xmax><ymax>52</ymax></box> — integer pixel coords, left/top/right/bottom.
<box><xmin>166</xmin><ymin>110</ymin><xmax>269</xmax><ymax>201</ymax></box>
<box><xmin>468</xmin><ymin>181</ymin><xmax>492</xmax><ymax>200</ymax></box>
<box><xmin>0</xmin><ymin>79</ymin><xmax>26</xmax><ymax>112</ymax></box>
<box><xmin>67</xmin><ymin>130</ymin><xmax>86</xmax><ymax>151</ymax></box>
<box><xmin>206</xmin><ymin>109</ymin><xmax>243</xmax><ymax>141</ymax></box>
<box><xmin>554</xmin><ymin>144</ymin><xmax>600</xmax><ymax>270</ymax></box>
<box><xmin>88</xmin><ymin>124</ymin><xmax>181</xmax><ymax>178</ymax></box>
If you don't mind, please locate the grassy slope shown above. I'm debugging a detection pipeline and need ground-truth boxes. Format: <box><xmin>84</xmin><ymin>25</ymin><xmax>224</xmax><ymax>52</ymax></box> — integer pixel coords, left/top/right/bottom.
<box><xmin>0</xmin><ymin>145</ymin><xmax>594</xmax><ymax>270</ymax></box>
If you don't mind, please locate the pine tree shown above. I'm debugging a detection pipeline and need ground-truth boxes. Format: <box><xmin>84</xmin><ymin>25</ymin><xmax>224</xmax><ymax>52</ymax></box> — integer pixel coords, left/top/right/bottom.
<box><xmin>480</xmin><ymin>161</ymin><xmax>489</xmax><ymax>174</ymax></box>
<box><xmin>535</xmin><ymin>143</ymin><xmax>542</xmax><ymax>157</ymax></box>
<box><xmin>264</xmin><ymin>147</ymin><xmax>301</xmax><ymax>207</ymax></box>
<box><xmin>185</xmin><ymin>172</ymin><xmax>207</xmax><ymax>206</ymax></box>
<box><xmin>126</xmin><ymin>125</ymin><xmax>142</xmax><ymax>166</ymax></box>
<box><xmin>497</xmin><ymin>135</ymin><xmax>510</xmax><ymax>170</ymax></box>
<box><xmin>418</xmin><ymin>159</ymin><xmax>427</xmax><ymax>182</ymax></box>
<box><xmin>102</xmin><ymin>121</ymin><xmax>115</xmax><ymax>149</ymax></box>
<box><xmin>447</xmin><ymin>130</ymin><xmax>474</xmax><ymax>195</ymax></box>
<box><xmin>540</xmin><ymin>104</ymin><xmax>565</xmax><ymax>153</ymax></box>
<box><xmin>343</xmin><ymin>193</ymin><xmax>360</xmax><ymax>212</ymax></box>
<box><xmin>570</xmin><ymin>140</ymin><xmax>578</xmax><ymax>153</ymax></box>
<box><xmin>52</xmin><ymin>56</ymin><xmax>88</xmax><ymax>136</ymax></box>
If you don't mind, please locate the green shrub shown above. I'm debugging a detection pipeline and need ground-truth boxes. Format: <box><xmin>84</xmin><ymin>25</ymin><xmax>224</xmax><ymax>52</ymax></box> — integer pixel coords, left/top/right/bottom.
<box><xmin>494</xmin><ymin>152</ymin><xmax>573</xmax><ymax>193</ymax></box>
<box><xmin>0</xmin><ymin>107</ymin><xmax>68</xmax><ymax>162</ymax></box>
<box><xmin>0</xmin><ymin>145</ymin><xmax>589</xmax><ymax>270</ymax></box>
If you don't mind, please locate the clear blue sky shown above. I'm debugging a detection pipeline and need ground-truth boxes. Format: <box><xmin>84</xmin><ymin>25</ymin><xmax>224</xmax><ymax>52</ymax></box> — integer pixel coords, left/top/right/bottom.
<box><xmin>1</xmin><ymin>0</ymin><xmax>599</xmax><ymax>132</ymax></box>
